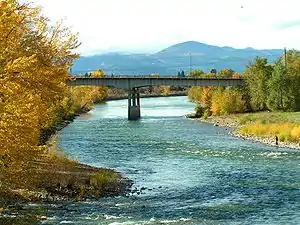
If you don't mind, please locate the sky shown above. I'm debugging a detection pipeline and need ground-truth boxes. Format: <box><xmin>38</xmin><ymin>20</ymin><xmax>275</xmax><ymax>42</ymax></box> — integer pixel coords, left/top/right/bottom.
<box><xmin>36</xmin><ymin>0</ymin><xmax>300</xmax><ymax>56</ymax></box>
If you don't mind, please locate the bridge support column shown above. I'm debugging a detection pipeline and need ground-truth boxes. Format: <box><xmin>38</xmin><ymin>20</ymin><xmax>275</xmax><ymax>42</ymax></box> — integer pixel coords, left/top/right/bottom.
<box><xmin>128</xmin><ymin>88</ymin><xmax>141</xmax><ymax>120</ymax></box>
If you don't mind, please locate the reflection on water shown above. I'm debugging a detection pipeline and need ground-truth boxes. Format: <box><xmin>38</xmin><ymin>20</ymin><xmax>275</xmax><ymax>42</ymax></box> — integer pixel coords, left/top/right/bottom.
<box><xmin>40</xmin><ymin>96</ymin><xmax>299</xmax><ymax>224</ymax></box>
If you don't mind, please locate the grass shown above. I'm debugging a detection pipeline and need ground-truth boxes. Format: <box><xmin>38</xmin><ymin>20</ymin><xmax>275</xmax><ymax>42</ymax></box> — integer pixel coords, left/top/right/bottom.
<box><xmin>0</xmin><ymin>147</ymin><xmax>131</xmax><ymax>208</ymax></box>
<box><xmin>236</xmin><ymin>112</ymin><xmax>300</xmax><ymax>143</ymax></box>
<box><xmin>88</xmin><ymin>170</ymin><xmax>123</xmax><ymax>197</ymax></box>
<box><xmin>237</xmin><ymin>111</ymin><xmax>300</xmax><ymax>125</ymax></box>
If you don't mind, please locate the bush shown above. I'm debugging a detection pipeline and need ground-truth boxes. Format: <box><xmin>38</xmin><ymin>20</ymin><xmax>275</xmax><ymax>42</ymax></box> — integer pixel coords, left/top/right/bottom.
<box><xmin>194</xmin><ymin>104</ymin><xmax>205</xmax><ymax>118</ymax></box>
<box><xmin>89</xmin><ymin>170</ymin><xmax>122</xmax><ymax>197</ymax></box>
<box><xmin>202</xmin><ymin>109</ymin><xmax>211</xmax><ymax>119</ymax></box>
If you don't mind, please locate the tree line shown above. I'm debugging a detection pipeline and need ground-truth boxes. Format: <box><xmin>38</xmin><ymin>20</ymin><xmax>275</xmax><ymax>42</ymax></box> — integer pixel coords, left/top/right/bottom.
<box><xmin>188</xmin><ymin>51</ymin><xmax>300</xmax><ymax>117</ymax></box>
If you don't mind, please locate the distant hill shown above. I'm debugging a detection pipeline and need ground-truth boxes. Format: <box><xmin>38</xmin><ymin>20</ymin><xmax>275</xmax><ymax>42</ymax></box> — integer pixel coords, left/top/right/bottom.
<box><xmin>72</xmin><ymin>41</ymin><xmax>284</xmax><ymax>75</ymax></box>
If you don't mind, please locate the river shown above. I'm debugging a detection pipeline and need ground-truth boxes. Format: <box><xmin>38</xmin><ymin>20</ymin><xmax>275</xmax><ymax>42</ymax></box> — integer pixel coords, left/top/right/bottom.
<box><xmin>42</xmin><ymin>96</ymin><xmax>299</xmax><ymax>224</ymax></box>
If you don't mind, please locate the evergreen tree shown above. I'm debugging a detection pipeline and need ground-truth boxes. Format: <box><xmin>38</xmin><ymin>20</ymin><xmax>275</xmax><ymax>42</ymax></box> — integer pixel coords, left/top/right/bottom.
<box><xmin>181</xmin><ymin>70</ymin><xmax>185</xmax><ymax>77</ymax></box>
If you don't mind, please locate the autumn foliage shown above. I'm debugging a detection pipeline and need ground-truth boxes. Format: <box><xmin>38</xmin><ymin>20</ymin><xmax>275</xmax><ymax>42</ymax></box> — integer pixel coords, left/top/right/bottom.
<box><xmin>0</xmin><ymin>0</ymin><xmax>83</xmax><ymax>187</ymax></box>
<box><xmin>70</xmin><ymin>69</ymin><xmax>108</xmax><ymax>111</ymax></box>
<box><xmin>188</xmin><ymin>69</ymin><xmax>248</xmax><ymax>117</ymax></box>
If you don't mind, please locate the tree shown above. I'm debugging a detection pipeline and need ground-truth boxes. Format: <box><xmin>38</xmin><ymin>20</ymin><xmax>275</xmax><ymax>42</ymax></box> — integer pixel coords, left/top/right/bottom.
<box><xmin>232</xmin><ymin>72</ymin><xmax>243</xmax><ymax>78</ymax></box>
<box><xmin>244</xmin><ymin>57</ymin><xmax>273</xmax><ymax>111</ymax></box>
<box><xmin>267</xmin><ymin>60</ymin><xmax>291</xmax><ymax>110</ymax></box>
<box><xmin>282</xmin><ymin>50</ymin><xmax>300</xmax><ymax>111</ymax></box>
<box><xmin>0</xmin><ymin>0</ymin><xmax>79</xmax><ymax>185</ymax></box>
<box><xmin>188</xmin><ymin>69</ymin><xmax>205</xmax><ymax>77</ymax></box>
<box><xmin>151</xmin><ymin>73</ymin><xmax>160</xmax><ymax>77</ymax></box>
<box><xmin>217</xmin><ymin>69</ymin><xmax>234</xmax><ymax>78</ymax></box>
<box><xmin>211</xmin><ymin>87</ymin><xmax>247</xmax><ymax>115</ymax></box>
<box><xmin>92</xmin><ymin>69</ymin><xmax>105</xmax><ymax>78</ymax></box>
<box><xmin>91</xmin><ymin>69</ymin><xmax>108</xmax><ymax>102</ymax></box>
<box><xmin>210</xmin><ymin>68</ymin><xmax>217</xmax><ymax>74</ymax></box>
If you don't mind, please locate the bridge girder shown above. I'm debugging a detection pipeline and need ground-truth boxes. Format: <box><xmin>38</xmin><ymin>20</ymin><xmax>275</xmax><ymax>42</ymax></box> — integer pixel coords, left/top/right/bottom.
<box><xmin>68</xmin><ymin>77</ymin><xmax>246</xmax><ymax>90</ymax></box>
<box><xmin>67</xmin><ymin>76</ymin><xmax>246</xmax><ymax>120</ymax></box>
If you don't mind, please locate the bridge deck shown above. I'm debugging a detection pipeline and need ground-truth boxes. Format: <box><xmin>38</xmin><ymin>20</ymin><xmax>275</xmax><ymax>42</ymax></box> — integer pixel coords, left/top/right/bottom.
<box><xmin>68</xmin><ymin>76</ymin><xmax>245</xmax><ymax>89</ymax></box>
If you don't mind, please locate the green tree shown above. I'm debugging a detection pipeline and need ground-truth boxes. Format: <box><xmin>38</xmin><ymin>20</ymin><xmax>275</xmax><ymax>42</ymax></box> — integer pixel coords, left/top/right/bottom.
<box><xmin>244</xmin><ymin>57</ymin><xmax>273</xmax><ymax>111</ymax></box>
<box><xmin>181</xmin><ymin>70</ymin><xmax>185</xmax><ymax>77</ymax></box>
<box><xmin>267</xmin><ymin>61</ymin><xmax>291</xmax><ymax>110</ymax></box>
<box><xmin>188</xmin><ymin>69</ymin><xmax>205</xmax><ymax>77</ymax></box>
<box><xmin>210</xmin><ymin>68</ymin><xmax>217</xmax><ymax>74</ymax></box>
<box><xmin>283</xmin><ymin>50</ymin><xmax>300</xmax><ymax>111</ymax></box>
<box><xmin>217</xmin><ymin>68</ymin><xmax>234</xmax><ymax>78</ymax></box>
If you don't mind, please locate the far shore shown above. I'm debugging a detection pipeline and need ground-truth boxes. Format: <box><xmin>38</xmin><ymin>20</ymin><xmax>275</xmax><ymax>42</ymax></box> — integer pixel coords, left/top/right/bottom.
<box><xmin>192</xmin><ymin>115</ymin><xmax>300</xmax><ymax>150</ymax></box>
<box><xmin>105</xmin><ymin>92</ymin><xmax>187</xmax><ymax>101</ymax></box>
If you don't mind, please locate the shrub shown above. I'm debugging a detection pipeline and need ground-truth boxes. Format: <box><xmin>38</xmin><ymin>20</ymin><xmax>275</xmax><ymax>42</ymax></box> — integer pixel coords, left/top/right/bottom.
<box><xmin>89</xmin><ymin>170</ymin><xmax>122</xmax><ymax>197</ymax></box>
<box><xmin>203</xmin><ymin>109</ymin><xmax>212</xmax><ymax>119</ymax></box>
<box><xmin>194</xmin><ymin>104</ymin><xmax>205</xmax><ymax>118</ymax></box>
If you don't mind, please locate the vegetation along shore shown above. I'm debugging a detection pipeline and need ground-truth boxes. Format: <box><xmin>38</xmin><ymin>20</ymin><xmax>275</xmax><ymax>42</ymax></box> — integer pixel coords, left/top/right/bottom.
<box><xmin>194</xmin><ymin>112</ymin><xmax>300</xmax><ymax>150</ymax></box>
<box><xmin>0</xmin><ymin>2</ymin><xmax>187</xmax><ymax>221</ymax></box>
<box><xmin>0</xmin><ymin>2</ymin><xmax>133</xmax><ymax>223</ymax></box>
<box><xmin>187</xmin><ymin>53</ymin><xmax>300</xmax><ymax>149</ymax></box>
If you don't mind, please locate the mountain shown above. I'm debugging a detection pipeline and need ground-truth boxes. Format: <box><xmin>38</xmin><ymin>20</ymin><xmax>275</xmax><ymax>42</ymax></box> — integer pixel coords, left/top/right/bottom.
<box><xmin>71</xmin><ymin>41</ymin><xmax>284</xmax><ymax>75</ymax></box>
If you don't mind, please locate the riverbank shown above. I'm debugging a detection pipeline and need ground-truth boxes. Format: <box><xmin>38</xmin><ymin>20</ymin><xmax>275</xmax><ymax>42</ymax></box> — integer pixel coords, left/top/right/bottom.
<box><xmin>38</xmin><ymin>108</ymin><xmax>133</xmax><ymax>200</ymax></box>
<box><xmin>194</xmin><ymin>112</ymin><xmax>300</xmax><ymax>150</ymax></box>
<box><xmin>1</xmin><ymin>137</ymin><xmax>132</xmax><ymax>203</ymax></box>
<box><xmin>0</xmin><ymin>157</ymin><xmax>132</xmax><ymax>224</ymax></box>
<box><xmin>34</xmin><ymin>96</ymin><xmax>300</xmax><ymax>224</ymax></box>
<box><xmin>0</xmin><ymin>103</ymin><xmax>132</xmax><ymax>214</ymax></box>
<box><xmin>32</xmin><ymin>92</ymin><xmax>187</xmax><ymax>204</ymax></box>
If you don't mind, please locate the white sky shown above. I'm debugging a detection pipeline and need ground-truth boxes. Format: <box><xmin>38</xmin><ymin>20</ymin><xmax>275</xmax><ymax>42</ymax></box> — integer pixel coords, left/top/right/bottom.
<box><xmin>36</xmin><ymin>0</ymin><xmax>300</xmax><ymax>56</ymax></box>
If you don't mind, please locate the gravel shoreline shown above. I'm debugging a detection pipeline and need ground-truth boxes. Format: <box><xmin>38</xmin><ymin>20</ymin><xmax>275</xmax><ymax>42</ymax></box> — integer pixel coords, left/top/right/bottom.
<box><xmin>197</xmin><ymin>116</ymin><xmax>300</xmax><ymax>150</ymax></box>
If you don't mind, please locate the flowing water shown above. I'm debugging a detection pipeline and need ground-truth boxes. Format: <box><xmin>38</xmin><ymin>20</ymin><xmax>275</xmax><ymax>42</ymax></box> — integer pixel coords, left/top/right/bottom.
<box><xmin>41</xmin><ymin>96</ymin><xmax>299</xmax><ymax>224</ymax></box>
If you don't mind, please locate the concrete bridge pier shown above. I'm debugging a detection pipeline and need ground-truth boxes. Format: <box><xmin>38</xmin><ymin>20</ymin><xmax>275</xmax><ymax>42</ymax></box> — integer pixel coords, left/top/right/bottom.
<box><xmin>128</xmin><ymin>88</ymin><xmax>141</xmax><ymax>120</ymax></box>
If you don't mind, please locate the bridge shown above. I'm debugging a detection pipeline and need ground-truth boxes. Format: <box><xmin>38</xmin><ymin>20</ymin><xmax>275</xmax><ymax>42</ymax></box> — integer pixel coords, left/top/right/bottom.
<box><xmin>68</xmin><ymin>76</ymin><xmax>245</xmax><ymax>120</ymax></box>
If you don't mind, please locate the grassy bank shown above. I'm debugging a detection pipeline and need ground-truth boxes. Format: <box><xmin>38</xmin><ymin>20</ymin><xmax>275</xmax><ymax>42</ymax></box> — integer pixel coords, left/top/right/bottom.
<box><xmin>0</xmin><ymin>98</ymin><xmax>132</xmax><ymax>223</ymax></box>
<box><xmin>194</xmin><ymin>112</ymin><xmax>300</xmax><ymax>149</ymax></box>
<box><xmin>238</xmin><ymin>112</ymin><xmax>300</xmax><ymax>142</ymax></box>
<box><xmin>0</xmin><ymin>135</ymin><xmax>132</xmax><ymax>202</ymax></box>
<box><xmin>0</xmin><ymin>134</ymin><xmax>132</xmax><ymax>223</ymax></box>
<box><xmin>0</xmin><ymin>160</ymin><xmax>131</xmax><ymax>224</ymax></box>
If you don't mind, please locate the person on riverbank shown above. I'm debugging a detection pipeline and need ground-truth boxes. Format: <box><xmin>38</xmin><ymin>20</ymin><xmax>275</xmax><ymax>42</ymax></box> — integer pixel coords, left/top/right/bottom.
<box><xmin>275</xmin><ymin>136</ymin><xmax>279</xmax><ymax>146</ymax></box>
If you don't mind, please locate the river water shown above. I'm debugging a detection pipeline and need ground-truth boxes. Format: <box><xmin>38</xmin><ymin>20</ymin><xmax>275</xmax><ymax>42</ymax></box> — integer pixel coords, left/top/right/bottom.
<box><xmin>42</xmin><ymin>96</ymin><xmax>299</xmax><ymax>225</ymax></box>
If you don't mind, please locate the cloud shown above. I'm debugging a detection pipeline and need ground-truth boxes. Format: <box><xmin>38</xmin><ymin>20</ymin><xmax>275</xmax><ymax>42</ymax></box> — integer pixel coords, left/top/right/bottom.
<box><xmin>275</xmin><ymin>19</ymin><xmax>300</xmax><ymax>30</ymax></box>
<box><xmin>35</xmin><ymin>0</ymin><xmax>300</xmax><ymax>55</ymax></box>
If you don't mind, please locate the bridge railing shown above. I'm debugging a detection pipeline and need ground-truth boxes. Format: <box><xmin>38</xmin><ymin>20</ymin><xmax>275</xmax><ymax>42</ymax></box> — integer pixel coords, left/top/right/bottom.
<box><xmin>69</xmin><ymin>75</ymin><xmax>244</xmax><ymax>80</ymax></box>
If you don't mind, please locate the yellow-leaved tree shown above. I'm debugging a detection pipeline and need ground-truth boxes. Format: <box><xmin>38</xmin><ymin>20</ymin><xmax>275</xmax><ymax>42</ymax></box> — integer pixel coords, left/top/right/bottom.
<box><xmin>0</xmin><ymin>0</ymin><xmax>79</xmax><ymax>186</ymax></box>
<box><xmin>69</xmin><ymin>69</ymin><xmax>108</xmax><ymax>111</ymax></box>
